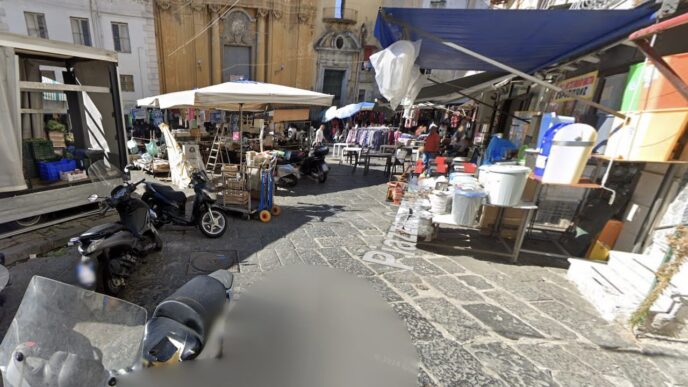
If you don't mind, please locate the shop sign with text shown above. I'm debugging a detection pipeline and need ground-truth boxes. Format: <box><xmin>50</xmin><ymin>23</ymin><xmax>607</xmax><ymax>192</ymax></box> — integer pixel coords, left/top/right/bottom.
<box><xmin>553</xmin><ymin>71</ymin><xmax>598</xmax><ymax>102</ymax></box>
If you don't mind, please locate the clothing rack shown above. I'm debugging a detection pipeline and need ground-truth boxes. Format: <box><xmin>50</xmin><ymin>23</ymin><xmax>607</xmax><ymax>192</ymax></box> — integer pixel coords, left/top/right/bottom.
<box><xmin>345</xmin><ymin>126</ymin><xmax>395</xmax><ymax>150</ymax></box>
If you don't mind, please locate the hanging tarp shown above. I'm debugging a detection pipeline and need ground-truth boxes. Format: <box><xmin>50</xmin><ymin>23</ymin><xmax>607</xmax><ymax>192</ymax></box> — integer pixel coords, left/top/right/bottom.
<box><xmin>139</xmin><ymin>81</ymin><xmax>333</xmax><ymax>111</ymax></box>
<box><xmin>160</xmin><ymin>123</ymin><xmax>195</xmax><ymax>189</ymax></box>
<box><xmin>323</xmin><ymin>102</ymin><xmax>376</xmax><ymax>122</ymax></box>
<box><xmin>369</xmin><ymin>40</ymin><xmax>422</xmax><ymax>110</ymax></box>
<box><xmin>0</xmin><ymin>47</ymin><xmax>27</xmax><ymax>192</ymax></box>
<box><xmin>374</xmin><ymin>4</ymin><xmax>658</xmax><ymax>73</ymax></box>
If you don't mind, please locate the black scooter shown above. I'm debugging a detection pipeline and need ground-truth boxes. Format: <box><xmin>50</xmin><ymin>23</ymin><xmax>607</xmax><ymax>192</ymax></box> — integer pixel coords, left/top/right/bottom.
<box><xmin>299</xmin><ymin>146</ymin><xmax>330</xmax><ymax>183</ymax></box>
<box><xmin>70</xmin><ymin>162</ymin><xmax>162</xmax><ymax>296</ymax></box>
<box><xmin>141</xmin><ymin>170</ymin><xmax>228</xmax><ymax>238</ymax></box>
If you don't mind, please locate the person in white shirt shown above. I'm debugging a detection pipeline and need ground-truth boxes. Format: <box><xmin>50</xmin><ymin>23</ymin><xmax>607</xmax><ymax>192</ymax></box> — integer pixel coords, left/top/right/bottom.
<box><xmin>288</xmin><ymin>125</ymin><xmax>297</xmax><ymax>141</ymax></box>
<box><xmin>314</xmin><ymin>124</ymin><xmax>325</xmax><ymax>146</ymax></box>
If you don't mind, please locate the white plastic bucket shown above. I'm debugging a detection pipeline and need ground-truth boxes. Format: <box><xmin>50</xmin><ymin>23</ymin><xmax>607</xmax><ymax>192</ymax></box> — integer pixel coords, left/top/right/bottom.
<box><xmin>485</xmin><ymin>165</ymin><xmax>530</xmax><ymax>206</ymax></box>
<box><xmin>450</xmin><ymin>173</ymin><xmax>478</xmax><ymax>185</ymax></box>
<box><xmin>452</xmin><ymin>188</ymin><xmax>487</xmax><ymax>225</ymax></box>
<box><xmin>429</xmin><ymin>191</ymin><xmax>451</xmax><ymax>214</ymax></box>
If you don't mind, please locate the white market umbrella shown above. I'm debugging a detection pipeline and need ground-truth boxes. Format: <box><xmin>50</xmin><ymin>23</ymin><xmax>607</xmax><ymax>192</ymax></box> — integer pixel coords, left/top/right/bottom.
<box><xmin>138</xmin><ymin>81</ymin><xmax>333</xmax><ymax>111</ymax></box>
<box><xmin>137</xmin><ymin>81</ymin><xmax>333</xmax><ymax>168</ymax></box>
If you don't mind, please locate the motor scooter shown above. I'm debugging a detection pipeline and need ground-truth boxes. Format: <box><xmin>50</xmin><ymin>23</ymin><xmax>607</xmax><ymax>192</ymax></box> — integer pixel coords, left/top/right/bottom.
<box><xmin>0</xmin><ymin>270</ymin><xmax>233</xmax><ymax>387</ymax></box>
<box><xmin>141</xmin><ymin>170</ymin><xmax>228</xmax><ymax>238</ymax></box>
<box><xmin>279</xmin><ymin>146</ymin><xmax>329</xmax><ymax>184</ymax></box>
<box><xmin>275</xmin><ymin>162</ymin><xmax>300</xmax><ymax>187</ymax></box>
<box><xmin>300</xmin><ymin>145</ymin><xmax>330</xmax><ymax>183</ymax></box>
<box><xmin>69</xmin><ymin>161</ymin><xmax>162</xmax><ymax>296</ymax></box>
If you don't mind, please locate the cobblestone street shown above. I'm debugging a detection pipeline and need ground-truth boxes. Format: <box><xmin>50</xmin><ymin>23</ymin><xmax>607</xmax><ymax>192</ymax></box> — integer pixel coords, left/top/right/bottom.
<box><xmin>3</xmin><ymin>162</ymin><xmax>688</xmax><ymax>386</ymax></box>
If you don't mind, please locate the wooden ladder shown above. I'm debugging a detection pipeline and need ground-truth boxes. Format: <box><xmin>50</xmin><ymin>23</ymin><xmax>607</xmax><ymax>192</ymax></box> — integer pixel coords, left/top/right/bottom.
<box><xmin>206</xmin><ymin>124</ymin><xmax>226</xmax><ymax>175</ymax></box>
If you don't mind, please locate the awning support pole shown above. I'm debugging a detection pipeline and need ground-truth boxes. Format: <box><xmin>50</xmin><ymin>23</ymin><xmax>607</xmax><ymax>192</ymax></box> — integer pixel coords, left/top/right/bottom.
<box><xmin>427</xmin><ymin>77</ymin><xmax>531</xmax><ymax>124</ymax></box>
<box><xmin>239</xmin><ymin>103</ymin><xmax>244</xmax><ymax>168</ymax></box>
<box><xmin>632</xmin><ymin>38</ymin><xmax>688</xmax><ymax>103</ymax></box>
<box><xmin>437</xmin><ymin>39</ymin><xmax>627</xmax><ymax>120</ymax></box>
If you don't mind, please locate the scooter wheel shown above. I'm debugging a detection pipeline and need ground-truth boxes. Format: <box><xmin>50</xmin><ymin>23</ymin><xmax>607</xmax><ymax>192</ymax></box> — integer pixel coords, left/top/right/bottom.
<box><xmin>259</xmin><ymin>210</ymin><xmax>272</xmax><ymax>223</ymax></box>
<box><xmin>271</xmin><ymin>205</ymin><xmax>282</xmax><ymax>216</ymax></box>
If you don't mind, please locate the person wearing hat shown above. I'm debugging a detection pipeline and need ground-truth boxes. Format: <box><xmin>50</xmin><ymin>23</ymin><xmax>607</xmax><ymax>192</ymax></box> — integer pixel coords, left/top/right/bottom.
<box><xmin>423</xmin><ymin>124</ymin><xmax>440</xmax><ymax>170</ymax></box>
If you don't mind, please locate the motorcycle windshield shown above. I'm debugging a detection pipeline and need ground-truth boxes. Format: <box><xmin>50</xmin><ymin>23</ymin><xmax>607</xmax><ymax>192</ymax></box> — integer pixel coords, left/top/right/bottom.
<box><xmin>0</xmin><ymin>277</ymin><xmax>146</xmax><ymax>386</ymax></box>
<box><xmin>88</xmin><ymin>159</ymin><xmax>124</xmax><ymax>192</ymax></box>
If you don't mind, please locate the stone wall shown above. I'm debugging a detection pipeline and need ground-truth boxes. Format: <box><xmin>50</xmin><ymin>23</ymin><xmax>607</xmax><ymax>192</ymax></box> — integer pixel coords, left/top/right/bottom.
<box><xmin>643</xmin><ymin>169</ymin><xmax>688</xmax><ymax>337</ymax></box>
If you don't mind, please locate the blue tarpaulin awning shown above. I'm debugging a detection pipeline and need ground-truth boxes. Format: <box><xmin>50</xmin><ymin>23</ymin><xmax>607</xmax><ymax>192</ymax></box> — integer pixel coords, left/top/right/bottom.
<box><xmin>374</xmin><ymin>3</ymin><xmax>658</xmax><ymax>73</ymax></box>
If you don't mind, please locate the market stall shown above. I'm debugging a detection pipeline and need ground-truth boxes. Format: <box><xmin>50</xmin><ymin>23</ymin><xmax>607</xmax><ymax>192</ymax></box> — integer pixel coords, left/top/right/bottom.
<box><xmin>137</xmin><ymin>81</ymin><xmax>333</xmax><ymax>222</ymax></box>
<box><xmin>0</xmin><ymin>32</ymin><xmax>127</xmax><ymax>232</ymax></box>
<box><xmin>372</xmin><ymin>4</ymin><xmax>688</xmax><ymax>263</ymax></box>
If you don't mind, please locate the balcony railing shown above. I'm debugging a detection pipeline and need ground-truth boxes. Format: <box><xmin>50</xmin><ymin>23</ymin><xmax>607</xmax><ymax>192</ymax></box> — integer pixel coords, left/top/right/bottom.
<box><xmin>322</xmin><ymin>7</ymin><xmax>358</xmax><ymax>24</ymax></box>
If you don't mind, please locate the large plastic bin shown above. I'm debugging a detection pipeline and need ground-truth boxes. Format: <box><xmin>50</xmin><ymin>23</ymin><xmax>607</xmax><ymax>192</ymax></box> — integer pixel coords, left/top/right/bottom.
<box><xmin>542</xmin><ymin>123</ymin><xmax>597</xmax><ymax>184</ymax></box>
<box><xmin>452</xmin><ymin>188</ymin><xmax>487</xmax><ymax>226</ymax></box>
<box><xmin>37</xmin><ymin>159</ymin><xmax>77</xmax><ymax>182</ymax></box>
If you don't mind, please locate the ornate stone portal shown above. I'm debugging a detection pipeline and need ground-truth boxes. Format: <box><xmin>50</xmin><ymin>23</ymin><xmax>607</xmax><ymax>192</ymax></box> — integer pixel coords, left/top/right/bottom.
<box><xmin>222</xmin><ymin>9</ymin><xmax>255</xmax><ymax>46</ymax></box>
<box><xmin>314</xmin><ymin>29</ymin><xmax>362</xmax><ymax>106</ymax></box>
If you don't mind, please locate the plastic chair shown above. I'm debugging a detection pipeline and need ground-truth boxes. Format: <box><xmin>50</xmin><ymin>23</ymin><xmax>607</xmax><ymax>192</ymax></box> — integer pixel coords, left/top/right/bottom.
<box><xmin>414</xmin><ymin>159</ymin><xmax>424</xmax><ymax>174</ymax></box>
<box><xmin>391</xmin><ymin>148</ymin><xmax>409</xmax><ymax>175</ymax></box>
<box><xmin>435</xmin><ymin>156</ymin><xmax>448</xmax><ymax>174</ymax></box>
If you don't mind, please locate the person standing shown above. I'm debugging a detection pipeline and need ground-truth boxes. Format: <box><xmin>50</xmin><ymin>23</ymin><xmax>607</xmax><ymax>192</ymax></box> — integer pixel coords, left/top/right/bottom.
<box><xmin>314</xmin><ymin>124</ymin><xmax>325</xmax><ymax>146</ymax></box>
<box><xmin>423</xmin><ymin>125</ymin><xmax>440</xmax><ymax>170</ymax></box>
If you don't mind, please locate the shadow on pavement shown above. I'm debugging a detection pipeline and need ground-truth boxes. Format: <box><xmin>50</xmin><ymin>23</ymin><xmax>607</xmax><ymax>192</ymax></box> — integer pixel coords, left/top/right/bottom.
<box><xmin>0</xmin><ymin>161</ymin><xmax>392</xmax><ymax>327</ymax></box>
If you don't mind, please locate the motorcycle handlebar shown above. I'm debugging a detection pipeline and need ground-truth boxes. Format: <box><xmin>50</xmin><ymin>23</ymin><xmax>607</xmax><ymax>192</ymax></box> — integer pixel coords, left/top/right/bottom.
<box><xmin>130</xmin><ymin>178</ymin><xmax>145</xmax><ymax>190</ymax></box>
<box><xmin>99</xmin><ymin>204</ymin><xmax>109</xmax><ymax>216</ymax></box>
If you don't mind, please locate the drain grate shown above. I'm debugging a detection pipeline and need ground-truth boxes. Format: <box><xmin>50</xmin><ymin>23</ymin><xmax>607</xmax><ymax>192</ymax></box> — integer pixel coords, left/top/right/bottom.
<box><xmin>188</xmin><ymin>251</ymin><xmax>238</xmax><ymax>274</ymax></box>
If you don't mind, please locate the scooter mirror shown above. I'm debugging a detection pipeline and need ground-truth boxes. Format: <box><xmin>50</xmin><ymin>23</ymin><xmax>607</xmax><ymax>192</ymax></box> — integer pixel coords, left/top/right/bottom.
<box><xmin>123</xmin><ymin>164</ymin><xmax>134</xmax><ymax>181</ymax></box>
<box><xmin>88</xmin><ymin>194</ymin><xmax>99</xmax><ymax>203</ymax></box>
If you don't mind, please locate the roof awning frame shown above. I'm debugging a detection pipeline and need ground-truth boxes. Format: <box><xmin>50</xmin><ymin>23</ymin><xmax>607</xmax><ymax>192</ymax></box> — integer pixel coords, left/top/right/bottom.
<box><xmin>379</xmin><ymin>9</ymin><xmax>629</xmax><ymax>120</ymax></box>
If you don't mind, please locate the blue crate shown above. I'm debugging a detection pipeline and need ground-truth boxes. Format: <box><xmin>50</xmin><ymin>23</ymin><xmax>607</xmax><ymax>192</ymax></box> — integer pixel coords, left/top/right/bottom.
<box><xmin>37</xmin><ymin>159</ymin><xmax>77</xmax><ymax>182</ymax></box>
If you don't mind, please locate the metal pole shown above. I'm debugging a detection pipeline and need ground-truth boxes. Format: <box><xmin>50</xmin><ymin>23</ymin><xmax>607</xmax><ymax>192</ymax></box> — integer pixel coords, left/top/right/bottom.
<box><xmin>427</xmin><ymin>77</ymin><xmax>530</xmax><ymax>124</ymax></box>
<box><xmin>633</xmin><ymin>38</ymin><xmax>688</xmax><ymax>103</ymax></box>
<box><xmin>438</xmin><ymin>40</ymin><xmax>626</xmax><ymax>120</ymax></box>
<box><xmin>239</xmin><ymin>103</ymin><xmax>244</xmax><ymax>167</ymax></box>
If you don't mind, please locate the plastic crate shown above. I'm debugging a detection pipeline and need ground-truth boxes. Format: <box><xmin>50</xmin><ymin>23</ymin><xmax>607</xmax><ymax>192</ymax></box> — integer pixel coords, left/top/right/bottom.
<box><xmin>25</xmin><ymin>139</ymin><xmax>57</xmax><ymax>161</ymax></box>
<box><xmin>37</xmin><ymin>159</ymin><xmax>77</xmax><ymax>182</ymax></box>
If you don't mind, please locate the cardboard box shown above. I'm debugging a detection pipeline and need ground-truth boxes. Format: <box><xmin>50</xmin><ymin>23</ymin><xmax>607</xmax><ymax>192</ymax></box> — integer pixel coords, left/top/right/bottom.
<box><xmin>500</xmin><ymin>225</ymin><xmax>519</xmax><ymax>240</ymax></box>
<box><xmin>522</xmin><ymin>177</ymin><xmax>539</xmax><ymax>202</ymax></box>
<box><xmin>479</xmin><ymin>206</ymin><xmax>528</xmax><ymax>228</ymax></box>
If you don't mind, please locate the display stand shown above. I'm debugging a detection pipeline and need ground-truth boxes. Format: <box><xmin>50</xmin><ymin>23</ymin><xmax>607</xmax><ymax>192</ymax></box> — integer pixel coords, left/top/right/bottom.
<box><xmin>428</xmin><ymin>202</ymin><xmax>537</xmax><ymax>263</ymax></box>
<box><xmin>218</xmin><ymin>158</ymin><xmax>278</xmax><ymax>223</ymax></box>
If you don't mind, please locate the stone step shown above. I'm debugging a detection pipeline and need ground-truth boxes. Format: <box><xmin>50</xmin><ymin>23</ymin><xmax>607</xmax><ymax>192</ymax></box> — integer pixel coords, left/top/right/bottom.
<box><xmin>567</xmin><ymin>258</ymin><xmax>624</xmax><ymax>321</ymax></box>
<box><xmin>567</xmin><ymin>257</ymin><xmax>664</xmax><ymax>321</ymax></box>
<box><xmin>606</xmin><ymin>251</ymin><xmax>657</xmax><ymax>295</ymax></box>
<box><xmin>608</xmin><ymin>249</ymin><xmax>664</xmax><ymax>274</ymax></box>
<box><xmin>607</xmin><ymin>250</ymin><xmax>683</xmax><ymax>314</ymax></box>
<box><xmin>590</xmin><ymin>263</ymin><xmax>648</xmax><ymax>307</ymax></box>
